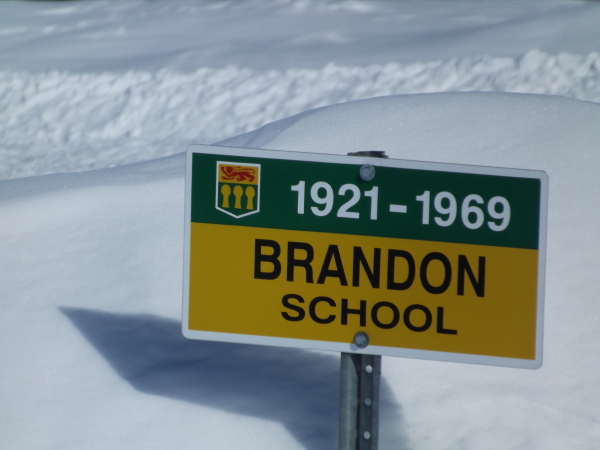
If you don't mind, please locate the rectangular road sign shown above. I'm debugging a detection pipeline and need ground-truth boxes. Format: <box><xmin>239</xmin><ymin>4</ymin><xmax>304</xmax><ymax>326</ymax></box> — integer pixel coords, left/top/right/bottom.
<box><xmin>183</xmin><ymin>144</ymin><xmax>548</xmax><ymax>369</ymax></box>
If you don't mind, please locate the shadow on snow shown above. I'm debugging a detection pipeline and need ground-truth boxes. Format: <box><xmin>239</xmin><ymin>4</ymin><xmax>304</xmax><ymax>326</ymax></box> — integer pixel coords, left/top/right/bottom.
<box><xmin>61</xmin><ymin>307</ymin><xmax>409</xmax><ymax>450</ymax></box>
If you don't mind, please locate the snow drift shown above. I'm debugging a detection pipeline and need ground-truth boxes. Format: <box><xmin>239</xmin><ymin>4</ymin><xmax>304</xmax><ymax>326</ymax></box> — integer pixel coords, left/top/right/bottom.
<box><xmin>2</xmin><ymin>92</ymin><xmax>600</xmax><ymax>449</ymax></box>
<box><xmin>2</xmin><ymin>50</ymin><xmax>599</xmax><ymax>181</ymax></box>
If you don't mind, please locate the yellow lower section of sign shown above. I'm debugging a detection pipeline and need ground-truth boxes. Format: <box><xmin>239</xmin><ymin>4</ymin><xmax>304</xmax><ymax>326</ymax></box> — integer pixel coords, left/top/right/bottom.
<box><xmin>188</xmin><ymin>223</ymin><xmax>538</xmax><ymax>360</ymax></box>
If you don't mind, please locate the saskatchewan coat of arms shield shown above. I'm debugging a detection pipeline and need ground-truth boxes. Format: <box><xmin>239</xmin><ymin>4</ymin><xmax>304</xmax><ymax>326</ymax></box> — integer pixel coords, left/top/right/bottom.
<box><xmin>215</xmin><ymin>161</ymin><xmax>261</xmax><ymax>218</ymax></box>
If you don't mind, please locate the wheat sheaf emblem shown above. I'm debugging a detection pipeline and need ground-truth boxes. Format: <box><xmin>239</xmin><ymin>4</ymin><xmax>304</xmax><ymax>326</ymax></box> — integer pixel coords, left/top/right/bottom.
<box><xmin>216</xmin><ymin>162</ymin><xmax>261</xmax><ymax>218</ymax></box>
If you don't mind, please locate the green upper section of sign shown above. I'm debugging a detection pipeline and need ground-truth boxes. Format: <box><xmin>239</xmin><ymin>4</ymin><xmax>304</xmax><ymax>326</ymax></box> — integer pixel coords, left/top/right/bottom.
<box><xmin>191</xmin><ymin>153</ymin><xmax>541</xmax><ymax>250</ymax></box>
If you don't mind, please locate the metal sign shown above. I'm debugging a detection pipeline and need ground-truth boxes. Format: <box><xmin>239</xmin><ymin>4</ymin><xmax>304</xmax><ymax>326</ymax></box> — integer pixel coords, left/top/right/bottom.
<box><xmin>183</xmin><ymin>144</ymin><xmax>548</xmax><ymax>369</ymax></box>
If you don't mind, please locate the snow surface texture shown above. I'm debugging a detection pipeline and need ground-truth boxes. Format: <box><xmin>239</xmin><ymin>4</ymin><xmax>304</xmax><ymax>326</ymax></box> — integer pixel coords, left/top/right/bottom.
<box><xmin>2</xmin><ymin>92</ymin><xmax>600</xmax><ymax>449</ymax></box>
<box><xmin>1</xmin><ymin>0</ymin><xmax>600</xmax><ymax>180</ymax></box>
<box><xmin>2</xmin><ymin>50</ymin><xmax>600</xmax><ymax>181</ymax></box>
<box><xmin>2</xmin><ymin>0</ymin><xmax>600</xmax><ymax>449</ymax></box>
<box><xmin>3</xmin><ymin>0</ymin><xmax>600</xmax><ymax>71</ymax></box>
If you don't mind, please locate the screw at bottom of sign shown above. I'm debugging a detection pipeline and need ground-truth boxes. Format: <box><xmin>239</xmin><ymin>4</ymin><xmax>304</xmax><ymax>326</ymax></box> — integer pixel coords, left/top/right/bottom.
<box><xmin>364</xmin><ymin>431</ymin><xmax>371</xmax><ymax>440</ymax></box>
<box><xmin>364</xmin><ymin>398</ymin><xmax>372</xmax><ymax>406</ymax></box>
<box><xmin>354</xmin><ymin>332</ymin><xmax>370</xmax><ymax>348</ymax></box>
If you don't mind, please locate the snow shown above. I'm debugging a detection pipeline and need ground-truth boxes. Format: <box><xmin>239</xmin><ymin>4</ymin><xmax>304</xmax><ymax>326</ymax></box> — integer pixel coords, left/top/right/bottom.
<box><xmin>2</xmin><ymin>0</ymin><xmax>600</xmax><ymax>71</ymax></box>
<box><xmin>2</xmin><ymin>0</ymin><xmax>600</xmax><ymax>449</ymax></box>
<box><xmin>3</xmin><ymin>51</ymin><xmax>600</xmax><ymax>180</ymax></box>
<box><xmin>219</xmin><ymin>91</ymin><xmax>600</xmax><ymax>447</ymax></box>
<box><xmin>2</xmin><ymin>0</ymin><xmax>600</xmax><ymax>181</ymax></box>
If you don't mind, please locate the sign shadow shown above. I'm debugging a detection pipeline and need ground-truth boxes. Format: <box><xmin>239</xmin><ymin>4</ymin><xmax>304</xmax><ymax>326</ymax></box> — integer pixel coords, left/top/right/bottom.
<box><xmin>61</xmin><ymin>307</ymin><xmax>408</xmax><ymax>450</ymax></box>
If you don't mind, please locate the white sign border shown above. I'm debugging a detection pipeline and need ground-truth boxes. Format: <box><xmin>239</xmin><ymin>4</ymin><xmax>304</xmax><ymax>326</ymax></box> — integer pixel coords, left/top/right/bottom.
<box><xmin>183</xmin><ymin>144</ymin><xmax>548</xmax><ymax>370</ymax></box>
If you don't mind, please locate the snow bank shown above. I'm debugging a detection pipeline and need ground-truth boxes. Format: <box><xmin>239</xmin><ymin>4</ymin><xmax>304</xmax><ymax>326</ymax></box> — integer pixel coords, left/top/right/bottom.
<box><xmin>3</xmin><ymin>0</ymin><xmax>600</xmax><ymax>72</ymax></box>
<box><xmin>226</xmin><ymin>92</ymin><xmax>600</xmax><ymax>449</ymax></box>
<box><xmin>2</xmin><ymin>50</ymin><xmax>600</xmax><ymax>180</ymax></box>
<box><xmin>2</xmin><ymin>92</ymin><xmax>600</xmax><ymax>449</ymax></box>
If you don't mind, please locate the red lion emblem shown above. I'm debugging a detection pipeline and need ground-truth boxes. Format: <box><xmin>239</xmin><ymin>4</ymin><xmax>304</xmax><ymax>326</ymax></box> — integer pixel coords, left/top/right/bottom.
<box><xmin>220</xmin><ymin>165</ymin><xmax>256</xmax><ymax>182</ymax></box>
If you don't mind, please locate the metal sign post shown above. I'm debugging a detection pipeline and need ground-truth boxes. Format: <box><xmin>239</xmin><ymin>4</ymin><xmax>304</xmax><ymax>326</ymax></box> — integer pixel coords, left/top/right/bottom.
<box><xmin>339</xmin><ymin>151</ymin><xmax>387</xmax><ymax>450</ymax></box>
<box><xmin>182</xmin><ymin>144</ymin><xmax>548</xmax><ymax>444</ymax></box>
<box><xmin>339</xmin><ymin>352</ymin><xmax>381</xmax><ymax>450</ymax></box>
<box><xmin>183</xmin><ymin>144</ymin><xmax>547</xmax><ymax>366</ymax></box>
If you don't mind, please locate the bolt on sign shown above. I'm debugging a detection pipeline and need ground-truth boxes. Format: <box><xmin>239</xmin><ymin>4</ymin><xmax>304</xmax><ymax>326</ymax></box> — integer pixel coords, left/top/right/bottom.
<box><xmin>183</xmin><ymin>144</ymin><xmax>548</xmax><ymax>369</ymax></box>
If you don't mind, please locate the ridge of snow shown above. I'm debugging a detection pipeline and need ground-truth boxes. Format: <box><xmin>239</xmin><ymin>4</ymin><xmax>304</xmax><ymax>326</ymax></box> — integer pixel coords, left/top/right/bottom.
<box><xmin>2</xmin><ymin>50</ymin><xmax>599</xmax><ymax>180</ymax></box>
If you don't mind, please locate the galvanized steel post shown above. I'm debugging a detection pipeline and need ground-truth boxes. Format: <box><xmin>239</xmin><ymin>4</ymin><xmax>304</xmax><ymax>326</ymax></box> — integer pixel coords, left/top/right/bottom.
<box><xmin>340</xmin><ymin>150</ymin><xmax>386</xmax><ymax>450</ymax></box>
<box><xmin>339</xmin><ymin>352</ymin><xmax>382</xmax><ymax>450</ymax></box>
